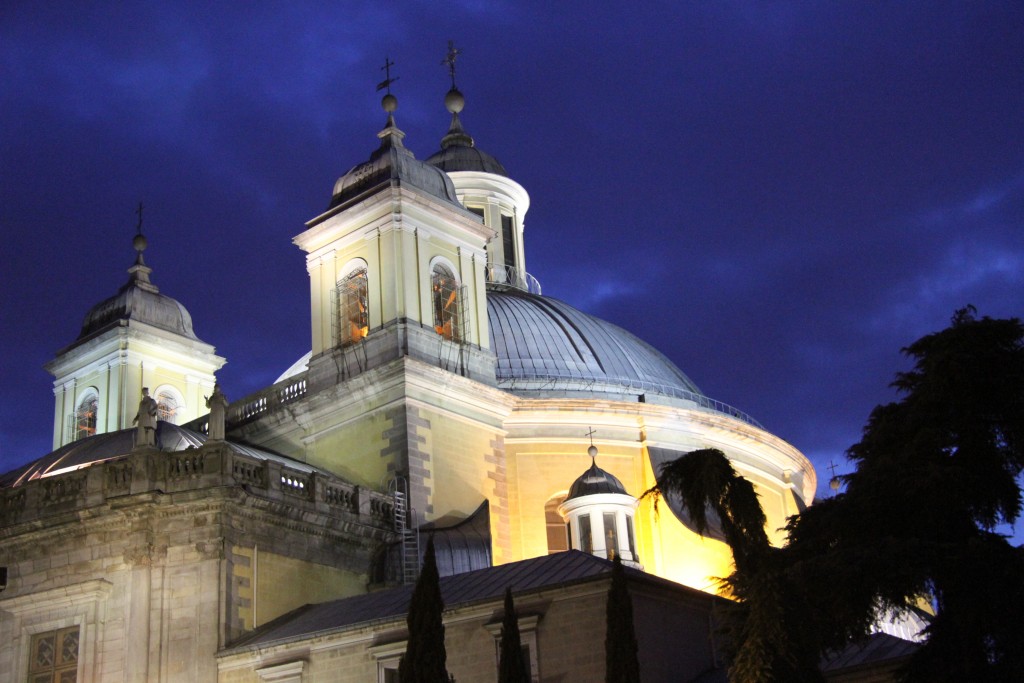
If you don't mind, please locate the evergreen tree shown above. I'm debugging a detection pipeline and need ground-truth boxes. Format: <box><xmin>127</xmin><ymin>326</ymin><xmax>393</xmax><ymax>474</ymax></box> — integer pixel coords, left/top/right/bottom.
<box><xmin>605</xmin><ymin>555</ymin><xmax>641</xmax><ymax>683</ymax></box>
<box><xmin>399</xmin><ymin>537</ymin><xmax>453</xmax><ymax>683</ymax></box>
<box><xmin>498</xmin><ymin>587</ymin><xmax>530</xmax><ymax>683</ymax></box>
<box><xmin>784</xmin><ymin>308</ymin><xmax>1024</xmax><ymax>680</ymax></box>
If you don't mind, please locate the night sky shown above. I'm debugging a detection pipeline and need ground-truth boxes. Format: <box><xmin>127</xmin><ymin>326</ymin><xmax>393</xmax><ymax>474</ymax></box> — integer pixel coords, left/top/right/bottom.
<box><xmin>2</xmin><ymin>4</ymin><xmax>1022</xmax><ymax>532</ymax></box>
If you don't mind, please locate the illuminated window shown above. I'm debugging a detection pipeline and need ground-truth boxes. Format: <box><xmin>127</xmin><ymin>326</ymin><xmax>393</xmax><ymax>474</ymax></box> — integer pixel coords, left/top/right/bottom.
<box><xmin>545</xmin><ymin>495</ymin><xmax>568</xmax><ymax>554</ymax></box>
<box><xmin>156</xmin><ymin>392</ymin><xmax>178</xmax><ymax>423</ymax></box>
<box><xmin>29</xmin><ymin>626</ymin><xmax>79</xmax><ymax>683</ymax></box>
<box><xmin>74</xmin><ymin>392</ymin><xmax>98</xmax><ymax>441</ymax></box>
<box><xmin>153</xmin><ymin>385</ymin><xmax>185</xmax><ymax>425</ymax></box>
<box><xmin>603</xmin><ymin>511</ymin><xmax>619</xmax><ymax>560</ymax></box>
<box><xmin>431</xmin><ymin>264</ymin><xmax>461</xmax><ymax>342</ymax></box>
<box><xmin>336</xmin><ymin>267</ymin><xmax>369</xmax><ymax>346</ymax></box>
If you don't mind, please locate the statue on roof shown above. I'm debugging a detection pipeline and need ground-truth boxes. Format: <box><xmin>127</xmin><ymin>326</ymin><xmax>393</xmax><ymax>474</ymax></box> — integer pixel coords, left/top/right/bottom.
<box><xmin>205</xmin><ymin>383</ymin><xmax>228</xmax><ymax>441</ymax></box>
<box><xmin>133</xmin><ymin>387</ymin><xmax>158</xmax><ymax>447</ymax></box>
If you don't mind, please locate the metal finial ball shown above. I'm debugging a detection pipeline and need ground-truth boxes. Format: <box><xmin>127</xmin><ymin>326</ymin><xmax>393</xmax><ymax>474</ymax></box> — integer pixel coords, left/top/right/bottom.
<box><xmin>587</xmin><ymin>445</ymin><xmax>598</xmax><ymax>458</ymax></box>
<box><xmin>445</xmin><ymin>88</ymin><xmax>465</xmax><ymax>114</ymax></box>
<box><xmin>133</xmin><ymin>233</ymin><xmax>147</xmax><ymax>252</ymax></box>
<box><xmin>829</xmin><ymin>476</ymin><xmax>840</xmax><ymax>491</ymax></box>
<box><xmin>382</xmin><ymin>93</ymin><xmax>398</xmax><ymax>113</ymax></box>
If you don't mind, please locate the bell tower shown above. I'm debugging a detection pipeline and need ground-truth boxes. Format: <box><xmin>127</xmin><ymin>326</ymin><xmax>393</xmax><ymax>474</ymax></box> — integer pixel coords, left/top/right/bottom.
<box><xmin>45</xmin><ymin>221</ymin><xmax>224</xmax><ymax>448</ymax></box>
<box><xmin>295</xmin><ymin>89</ymin><xmax>497</xmax><ymax>388</ymax></box>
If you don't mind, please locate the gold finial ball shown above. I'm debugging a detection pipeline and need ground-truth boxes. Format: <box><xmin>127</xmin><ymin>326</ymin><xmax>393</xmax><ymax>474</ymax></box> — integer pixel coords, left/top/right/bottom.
<box><xmin>445</xmin><ymin>87</ymin><xmax>465</xmax><ymax>114</ymax></box>
<box><xmin>588</xmin><ymin>445</ymin><xmax>598</xmax><ymax>458</ymax></box>
<box><xmin>133</xmin><ymin>233</ymin><xmax>147</xmax><ymax>252</ymax></box>
<box><xmin>382</xmin><ymin>93</ymin><xmax>398</xmax><ymax>113</ymax></box>
<box><xmin>829</xmin><ymin>476</ymin><xmax>840</xmax><ymax>492</ymax></box>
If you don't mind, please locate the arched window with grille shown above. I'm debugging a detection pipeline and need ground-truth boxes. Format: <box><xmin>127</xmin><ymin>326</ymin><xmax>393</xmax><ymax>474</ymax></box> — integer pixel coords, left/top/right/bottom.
<box><xmin>431</xmin><ymin>263</ymin><xmax>461</xmax><ymax>342</ymax></box>
<box><xmin>155</xmin><ymin>385</ymin><xmax>185</xmax><ymax>424</ymax></box>
<box><xmin>335</xmin><ymin>266</ymin><xmax>369</xmax><ymax>347</ymax></box>
<box><xmin>74</xmin><ymin>390</ymin><xmax>98</xmax><ymax>441</ymax></box>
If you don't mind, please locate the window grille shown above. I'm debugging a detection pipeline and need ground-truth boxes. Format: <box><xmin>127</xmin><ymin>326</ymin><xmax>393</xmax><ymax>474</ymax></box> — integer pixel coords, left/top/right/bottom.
<box><xmin>74</xmin><ymin>394</ymin><xmax>97</xmax><ymax>441</ymax></box>
<box><xmin>156</xmin><ymin>391</ymin><xmax>179</xmax><ymax>424</ymax></box>
<box><xmin>29</xmin><ymin>626</ymin><xmax>79</xmax><ymax>683</ymax></box>
<box><xmin>431</xmin><ymin>265</ymin><xmax>461</xmax><ymax>343</ymax></box>
<box><xmin>334</xmin><ymin>268</ymin><xmax>369</xmax><ymax>347</ymax></box>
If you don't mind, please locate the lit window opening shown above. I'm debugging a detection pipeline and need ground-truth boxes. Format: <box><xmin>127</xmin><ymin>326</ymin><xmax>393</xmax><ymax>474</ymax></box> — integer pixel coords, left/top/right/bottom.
<box><xmin>74</xmin><ymin>392</ymin><xmax>98</xmax><ymax>441</ymax></box>
<box><xmin>431</xmin><ymin>264</ymin><xmax>461</xmax><ymax>342</ymax></box>
<box><xmin>337</xmin><ymin>267</ymin><xmax>369</xmax><ymax>346</ymax></box>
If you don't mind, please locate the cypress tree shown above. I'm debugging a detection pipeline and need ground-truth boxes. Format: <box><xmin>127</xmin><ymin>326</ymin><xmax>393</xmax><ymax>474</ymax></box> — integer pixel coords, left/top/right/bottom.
<box><xmin>498</xmin><ymin>587</ymin><xmax>530</xmax><ymax>683</ymax></box>
<box><xmin>399</xmin><ymin>537</ymin><xmax>452</xmax><ymax>683</ymax></box>
<box><xmin>605</xmin><ymin>555</ymin><xmax>641</xmax><ymax>683</ymax></box>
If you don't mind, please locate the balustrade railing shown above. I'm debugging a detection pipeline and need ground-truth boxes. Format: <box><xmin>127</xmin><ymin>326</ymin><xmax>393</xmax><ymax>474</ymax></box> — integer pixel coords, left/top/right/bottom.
<box><xmin>485</xmin><ymin>263</ymin><xmax>542</xmax><ymax>295</ymax></box>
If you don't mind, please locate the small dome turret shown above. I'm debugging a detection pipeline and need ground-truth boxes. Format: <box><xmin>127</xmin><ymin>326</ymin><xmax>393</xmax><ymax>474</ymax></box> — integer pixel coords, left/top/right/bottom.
<box><xmin>558</xmin><ymin>444</ymin><xmax>642</xmax><ymax>569</ymax></box>
<box><xmin>330</xmin><ymin>93</ymin><xmax>462</xmax><ymax>210</ymax></box>
<box><xmin>78</xmin><ymin>229</ymin><xmax>201</xmax><ymax>341</ymax></box>
<box><xmin>425</xmin><ymin>87</ymin><xmax>508</xmax><ymax>177</ymax></box>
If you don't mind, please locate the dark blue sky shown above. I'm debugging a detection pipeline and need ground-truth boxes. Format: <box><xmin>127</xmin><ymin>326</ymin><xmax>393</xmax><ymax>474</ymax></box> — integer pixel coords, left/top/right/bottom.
<box><xmin>2</xmin><ymin>3</ymin><xmax>1022</xmax><ymax>529</ymax></box>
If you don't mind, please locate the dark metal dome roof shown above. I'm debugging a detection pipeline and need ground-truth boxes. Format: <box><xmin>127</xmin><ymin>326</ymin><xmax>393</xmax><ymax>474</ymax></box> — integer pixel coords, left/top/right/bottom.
<box><xmin>566</xmin><ymin>460</ymin><xmax>630</xmax><ymax>500</ymax></box>
<box><xmin>487</xmin><ymin>289</ymin><xmax>703</xmax><ymax>401</ymax></box>
<box><xmin>425</xmin><ymin>144</ymin><xmax>507</xmax><ymax>176</ymax></box>
<box><xmin>79</xmin><ymin>277</ymin><xmax>198</xmax><ymax>340</ymax></box>
<box><xmin>330</xmin><ymin>112</ymin><xmax>462</xmax><ymax>210</ymax></box>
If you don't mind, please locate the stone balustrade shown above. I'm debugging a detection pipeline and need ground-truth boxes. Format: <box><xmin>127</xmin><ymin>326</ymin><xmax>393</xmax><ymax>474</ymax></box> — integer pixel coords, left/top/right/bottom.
<box><xmin>0</xmin><ymin>443</ymin><xmax>393</xmax><ymax>531</ymax></box>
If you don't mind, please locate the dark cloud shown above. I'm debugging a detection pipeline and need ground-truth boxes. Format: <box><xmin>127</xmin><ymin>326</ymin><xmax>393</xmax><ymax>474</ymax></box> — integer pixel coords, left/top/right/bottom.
<box><xmin>2</xmin><ymin>3</ymin><xmax>1022</xmax><ymax>538</ymax></box>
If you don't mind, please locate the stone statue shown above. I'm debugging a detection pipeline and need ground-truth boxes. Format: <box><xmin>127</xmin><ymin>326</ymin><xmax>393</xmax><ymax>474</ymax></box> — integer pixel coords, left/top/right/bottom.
<box><xmin>206</xmin><ymin>383</ymin><xmax>228</xmax><ymax>441</ymax></box>
<box><xmin>133</xmin><ymin>387</ymin><xmax>158</xmax><ymax>447</ymax></box>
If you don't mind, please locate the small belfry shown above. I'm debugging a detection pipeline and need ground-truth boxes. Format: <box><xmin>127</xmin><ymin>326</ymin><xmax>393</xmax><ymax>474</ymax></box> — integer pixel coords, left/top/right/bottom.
<box><xmin>558</xmin><ymin>438</ymin><xmax>643</xmax><ymax>569</ymax></box>
<box><xmin>45</xmin><ymin>210</ymin><xmax>224</xmax><ymax>447</ymax></box>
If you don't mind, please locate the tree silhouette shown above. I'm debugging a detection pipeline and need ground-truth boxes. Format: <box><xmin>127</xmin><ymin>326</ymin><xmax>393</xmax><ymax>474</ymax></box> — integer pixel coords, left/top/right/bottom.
<box><xmin>399</xmin><ymin>537</ymin><xmax>453</xmax><ymax>683</ymax></box>
<box><xmin>498</xmin><ymin>587</ymin><xmax>530</xmax><ymax>683</ymax></box>
<box><xmin>605</xmin><ymin>555</ymin><xmax>641</xmax><ymax>683</ymax></box>
<box><xmin>784</xmin><ymin>308</ymin><xmax>1024</xmax><ymax>680</ymax></box>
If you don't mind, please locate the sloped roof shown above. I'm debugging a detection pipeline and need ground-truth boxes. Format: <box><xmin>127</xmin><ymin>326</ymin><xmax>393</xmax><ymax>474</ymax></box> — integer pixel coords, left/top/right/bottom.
<box><xmin>0</xmin><ymin>423</ymin><xmax>327</xmax><ymax>489</ymax></box>
<box><xmin>224</xmin><ymin>551</ymin><xmax>684</xmax><ymax>653</ymax></box>
<box><xmin>821</xmin><ymin>632</ymin><xmax>919</xmax><ymax>674</ymax></box>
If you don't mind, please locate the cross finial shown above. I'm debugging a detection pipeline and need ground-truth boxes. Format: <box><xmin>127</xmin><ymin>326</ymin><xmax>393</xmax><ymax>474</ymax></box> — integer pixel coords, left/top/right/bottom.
<box><xmin>827</xmin><ymin>460</ymin><xmax>842</xmax><ymax>494</ymax></box>
<box><xmin>376</xmin><ymin>56</ymin><xmax>398</xmax><ymax>93</ymax></box>
<box><xmin>442</xmin><ymin>40</ymin><xmax>460</xmax><ymax>89</ymax></box>
<box><xmin>585</xmin><ymin>427</ymin><xmax>596</xmax><ymax>446</ymax></box>
<box><xmin>135</xmin><ymin>202</ymin><xmax>144</xmax><ymax>236</ymax></box>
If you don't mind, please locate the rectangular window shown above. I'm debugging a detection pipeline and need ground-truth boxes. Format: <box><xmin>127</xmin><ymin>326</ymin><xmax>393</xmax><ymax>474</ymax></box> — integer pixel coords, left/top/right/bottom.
<box><xmin>626</xmin><ymin>516</ymin><xmax>637</xmax><ymax>563</ymax></box>
<box><xmin>29</xmin><ymin>626</ymin><xmax>79</xmax><ymax>683</ymax></box>
<box><xmin>603</xmin><ymin>512</ymin><xmax>618</xmax><ymax>560</ymax></box>
<box><xmin>501</xmin><ymin>214</ymin><xmax>516</xmax><ymax>270</ymax></box>
<box><xmin>579</xmin><ymin>514</ymin><xmax>592</xmax><ymax>554</ymax></box>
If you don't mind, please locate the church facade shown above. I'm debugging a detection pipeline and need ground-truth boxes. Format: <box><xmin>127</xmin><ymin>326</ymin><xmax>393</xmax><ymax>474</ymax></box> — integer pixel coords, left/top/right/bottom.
<box><xmin>0</xmin><ymin>80</ymin><xmax>815</xmax><ymax>682</ymax></box>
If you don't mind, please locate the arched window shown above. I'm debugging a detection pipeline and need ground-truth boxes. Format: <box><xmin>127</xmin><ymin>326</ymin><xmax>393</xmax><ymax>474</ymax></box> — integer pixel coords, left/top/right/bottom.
<box><xmin>336</xmin><ymin>266</ymin><xmax>369</xmax><ymax>346</ymax></box>
<box><xmin>74</xmin><ymin>391</ymin><xmax>98</xmax><ymax>441</ymax></box>
<box><xmin>154</xmin><ymin>385</ymin><xmax>185</xmax><ymax>424</ymax></box>
<box><xmin>431</xmin><ymin>263</ymin><xmax>461</xmax><ymax>342</ymax></box>
<box><xmin>545</xmin><ymin>494</ymin><xmax>569</xmax><ymax>554</ymax></box>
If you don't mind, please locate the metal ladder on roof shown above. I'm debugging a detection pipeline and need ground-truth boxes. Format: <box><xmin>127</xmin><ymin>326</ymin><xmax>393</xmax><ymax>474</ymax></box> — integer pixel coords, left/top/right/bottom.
<box><xmin>389</xmin><ymin>476</ymin><xmax>420</xmax><ymax>585</ymax></box>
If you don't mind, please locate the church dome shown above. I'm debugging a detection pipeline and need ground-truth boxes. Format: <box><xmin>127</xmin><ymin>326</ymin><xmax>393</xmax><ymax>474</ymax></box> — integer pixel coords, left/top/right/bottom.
<box><xmin>77</xmin><ymin>231</ymin><xmax>201</xmax><ymax>342</ymax></box>
<box><xmin>330</xmin><ymin>96</ymin><xmax>462</xmax><ymax>210</ymax></box>
<box><xmin>487</xmin><ymin>288</ymin><xmax>705</xmax><ymax>403</ymax></box>
<box><xmin>79</xmin><ymin>278</ymin><xmax>199</xmax><ymax>340</ymax></box>
<box><xmin>566</xmin><ymin>457</ymin><xmax>629</xmax><ymax>500</ymax></box>
<box><xmin>424</xmin><ymin>88</ymin><xmax>508</xmax><ymax>177</ymax></box>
